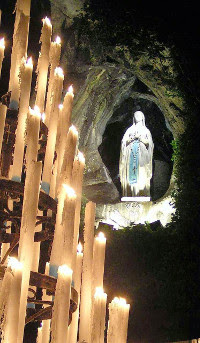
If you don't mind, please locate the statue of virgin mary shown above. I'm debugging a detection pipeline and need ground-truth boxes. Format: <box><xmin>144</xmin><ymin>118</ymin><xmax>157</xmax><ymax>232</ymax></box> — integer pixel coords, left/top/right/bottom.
<box><xmin>119</xmin><ymin>111</ymin><xmax>154</xmax><ymax>200</ymax></box>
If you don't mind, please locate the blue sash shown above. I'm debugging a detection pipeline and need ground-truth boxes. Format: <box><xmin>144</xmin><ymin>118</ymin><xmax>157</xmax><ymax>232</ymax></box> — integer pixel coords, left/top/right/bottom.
<box><xmin>129</xmin><ymin>140</ymin><xmax>139</xmax><ymax>184</ymax></box>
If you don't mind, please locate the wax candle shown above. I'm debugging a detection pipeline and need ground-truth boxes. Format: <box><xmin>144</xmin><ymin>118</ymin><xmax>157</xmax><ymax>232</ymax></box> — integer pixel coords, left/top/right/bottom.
<box><xmin>71</xmin><ymin>152</ymin><xmax>85</xmax><ymax>273</ymax></box>
<box><xmin>37</xmin><ymin>326</ymin><xmax>42</xmax><ymax>343</ymax></box>
<box><xmin>91</xmin><ymin>287</ymin><xmax>107</xmax><ymax>343</ymax></box>
<box><xmin>17</xmin><ymin>161</ymin><xmax>42</xmax><ymax>343</ymax></box>
<box><xmin>12</xmin><ymin>57</ymin><xmax>33</xmax><ymax>182</ymax></box>
<box><xmin>25</xmin><ymin>106</ymin><xmax>41</xmax><ymax>168</ymax></box>
<box><xmin>45</xmin><ymin>36</ymin><xmax>61</xmax><ymax>127</ymax></box>
<box><xmin>61</xmin><ymin>185</ymin><xmax>76</xmax><ymax>269</ymax></box>
<box><xmin>51</xmin><ymin>265</ymin><xmax>72</xmax><ymax>343</ymax></box>
<box><xmin>67</xmin><ymin>243</ymin><xmax>83</xmax><ymax>343</ymax></box>
<box><xmin>42</xmin><ymin>67</ymin><xmax>64</xmax><ymax>194</ymax></box>
<box><xmin>3</xmin><ymin>258</ymin><xmax>23</xmax><ymax>343</ymax></box>
<box><xmin>35</xmin><ymin>17</ymin><xmax>52</xmax><ymax>113</ymax></box>
<box><xmin>0</xmin><ymin>265</ymin><xmax>13</xmax><ymax>329</ymax></box>
<box><xmin>92</xmin><ymin>232</ymin><xmax>106</xmax><ymax>294</ymax></box>
<box><xmin>0</xmin><ymin>103</ymin><xmax>7</xmax><ymax>160</ymax></box>
<box><xmin>41</xmin><ymin>263</ymin><xmax>51</xmax><ymax>343</ymax></box>
<box><xmin>9</xmin><ymin>0</ymin><xmax>31</xmax><ymax>109</ymax></box>
<box><xmin>0</xmin><ymin>37</ymin><xmax>5</xmax><ymax>77</ymax></box>
<box><xmin>107</xmin><ymin>297</ymin><xmax>130</xmax><ymax>343</ymax></box>
<box><xmin>79</xmin><ymin>201</ymin><xmax>96</xmax><ymax>343</ymax></box>
<box><xmin>0</xmin><ymin>199</ymin><xmax>12</xmax><ymax>265</ymax></box>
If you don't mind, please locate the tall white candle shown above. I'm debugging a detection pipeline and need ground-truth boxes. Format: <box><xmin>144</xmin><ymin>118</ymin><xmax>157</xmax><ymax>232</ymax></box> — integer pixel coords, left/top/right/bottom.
<box><xmin>17</xmin><ymin>161</ymin><xmax>42</xmax><ymax>343</ymax></box>
<box><xmin>92</xmin><ymin>232</ymin><xmax>106</xmax><ymax>293</ymax></box>
<box><xmin>0</xmin><ymin>103</ymin><xmax>7</xmax><ymax>161</ymax></box>
<box><xmin>0</xmin><ymin>37</ymin><xmax>5</xmax><ymax>77</ymax></box>
<box><xmin>12</xmin><ymin>57</ymin><xmax>33</xmax><ymax>182</ymax></box>
<box><xmin>45</xmin><ymin>36</ymin><xmax>61</xmax><ymax>127</ymax></box>
<box><xmin>3</xmin><ymin>258</ymin><xmax>23</xmax><ymax>343</ymax></box>
<box><xmin>79</xmin><ymin>201</ymin><xmax>96</xmax><ymax>343</ymax></box>
<box><xmin>67</xmin><ymin>243</ymin><xmax>83</xmax><ymax>343</ymax></box>
<box><xmin>91</xmin><ymin>287</ymin><xmax>107</xmax><ymax>343</ymax></box>
<box><xmin>107</xmin><ymin>297</ymin><xmax>130</xmax><ymax>343</ymax></box>
<box><xmin>35</xmin><ymin>17</ymin><xmax>52</xmax><ymax>113</ymax></box>
<box><xmin>51</xmin><ymin>265</ymin><xmax>72</xmax><ymax>343</ymax></box>
<box><xmin>61</xmin><ymin>185</ymin><xmax>76</xmax><ymax>269</ymax></box>
<box><xmin>25</xmin><ymin>106</ymin><xmax>41</xmax><ymax>168</ymax></box>
<box><xmin>42</xmin><ymin>67</ymin><xmax>64</xmax><ymax>194</ymax></box>
<box><xmin>9</xmin><ymin>0</ymin><xmax>31</xmax><ymax>109</ymax></box>
<box><xmin>71</xmin><ymin>152</ymin><xmax>85</xmax><ymax>273</ymax></box>
<box><xmin>37</xmin><ymin>326</ymin><xmax>42</xmax><ymax>343</ymax></box>
<box><xmin>41</xmin><ymin>263</ymin><xmax>51</xmax><ymax>343</ymax></box>
<box><xmin>0</xmin><ymin>266</ymin><xmax>13</xmax><ymax>331</ymax></box>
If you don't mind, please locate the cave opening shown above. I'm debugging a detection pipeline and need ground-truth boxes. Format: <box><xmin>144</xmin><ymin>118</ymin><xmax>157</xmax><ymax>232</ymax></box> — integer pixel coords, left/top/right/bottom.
<box><xmin>98</xmin><ymin>96</ymin><xmax>174</xmax><ymax>201</ymax></box>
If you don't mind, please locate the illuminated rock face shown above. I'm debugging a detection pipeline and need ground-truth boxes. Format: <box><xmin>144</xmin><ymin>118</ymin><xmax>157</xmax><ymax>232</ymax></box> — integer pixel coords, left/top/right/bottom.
<box><xmin>119</xmin><ymin>111</ymin><xmax>154</xmax><ymax>199</ymax></box>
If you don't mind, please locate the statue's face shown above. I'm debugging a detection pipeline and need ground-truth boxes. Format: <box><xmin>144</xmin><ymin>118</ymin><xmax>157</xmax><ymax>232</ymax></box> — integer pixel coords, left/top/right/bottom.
<box><xmin>134</xmin><ymin>111</ymin><xmax>143</xmax><ymax>123</ymax></box>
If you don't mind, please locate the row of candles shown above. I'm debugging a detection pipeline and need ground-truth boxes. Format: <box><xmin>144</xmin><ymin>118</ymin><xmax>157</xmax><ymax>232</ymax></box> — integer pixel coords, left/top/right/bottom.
<box><xmin>0</xmin><ymin>0</ymin><xmax>130</xmax><ymax>342</ymax></box>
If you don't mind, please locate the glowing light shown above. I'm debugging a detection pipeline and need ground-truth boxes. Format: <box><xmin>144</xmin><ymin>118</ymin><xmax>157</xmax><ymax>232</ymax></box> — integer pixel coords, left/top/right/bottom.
<box><xmin>34</xmin><ymin>105</ymin><xmax>41</xmax><ymax>118</ymax></box>
<box><xmin>54</xmin><ymin>67</ymin><xmax>64</xmax><ymax>78</ymax></box>
<box><xmin>0</xmin><ymin>37</ymin><xmax>5</xmax><ymax>49</ymax></box>
<box><xmin>77</xmin><ymin>242</ymin><xmax>83</xmax><ymax>254</ymax></box>
<box><xmin>58</xmin><ymin>264</ymin><xmax>73</xmax><ymax>277</ymax></box>
<box><xmin>55</xmin><ymin>36</ymin><xmax>61</xmax><ymax>44</ymax></box>
<box><xmin>62</xmin><ymin>184</ymin><xmax>76</xmax><ymax>199</ymax></box>
<box><xmin>8</xmin><ymin>257</ymin><xmax>22</xmax><ymax>271</ymax></box>
<box><xmin>69</xmin><ymin>125</ymin><xmax>78</xmax><ymax>137</ymax></box>
<box><xmin>26</xmin><ymin>57</ymin><xmax>33</xmax><ymax>68</ymax></box>
<box><xmin>41</xmin><ymin>112</ymin><xmax>45</xmax><ymax>122</ymax></box>
<box><xmin>77</xmin><ymin>151</ymin><xmax>85</xmax><ymax>164</ymax></box>
<box><xmin>96</xmin><ymin>231</ymin><xmax>106</xmax><ymax>244</ymax></box>
<box><xmin>42</xmin><ymin>17</ymin><xmax>52</xmax><ymax>28</ymax></box>
<box><xmin>67</xmin><ymin>85</ymin><xmax>73</xmax><ymax>94</ymax></box>
<box><xmin>59</xmin><ymin>104</ymin><xmax>63</xmax><ymax>110</ymax></box>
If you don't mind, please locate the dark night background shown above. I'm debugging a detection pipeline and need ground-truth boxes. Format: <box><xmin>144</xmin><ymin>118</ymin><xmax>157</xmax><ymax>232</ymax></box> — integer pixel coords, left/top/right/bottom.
<box><xmin>0</xmin><ymin>0</ymin><xmax>200</xmax><ymax>342</ymax></box>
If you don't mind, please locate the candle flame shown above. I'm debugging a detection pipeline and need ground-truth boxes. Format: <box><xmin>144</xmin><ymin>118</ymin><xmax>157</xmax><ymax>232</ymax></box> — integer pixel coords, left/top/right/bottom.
<box><xmin>42</xmin><ymin>17</ymin><xmax>52</xmax><ymax>28</ymax></box>
<box><xmin>55</xmin><ymin>36</ymin><xmax>61</xmax><ymax>44</ymax></box>
<box><xmin>8</xmin><ymin>257</ymin><xmax>22</xmax><ymax>271</ymax></box>
<box><xmin>67</xmin><ymin>85</ymin><xmax>74</xmax><ymax>94</ymax></box>
<box><xmin>54</xmin><ymin>67</ymin><xmax>64</xmax><ymax>78</ymax></box>
<box><xmin>69</xmin><ymin>125</ymin><xmax>78</xmax><ymax>137</ymax></box>
<box><xmin>45</xmin><ymin>262</ymin><xmax>49</xmax><ymax>276</ymax></box>
<box><xmin>26</xmin><ymin>57</ymin><xmax>33</xmax><ymax>68</ymax></box>
<box><xmin>77</xmin><ymin>242</ymin><xmax>83</xmax><ymax>254</ymax></box>
<box><xmin>77</xmin><ymin>151</ymin><xmax>85</xmax><ymax>164</ymax></box>
<box><xmin>59</xmin><ymin>104</ymin><xmax>63</xmax><ymax>110</ymax></box>
<box><xmin>41</xmin><ymin>112</ymin><xmax>45</xmax><ymax>122</ymax></box>
<box><xmin>34</xmin><ymin>105</ymin><xmax>42</xmax><ymax>118</ymax></box>
<box><xmin>63</xmin><ymin>184</ymin><xmax>76</xmax><ymax>199</ymax></box>
<box><xmin>96</xmin><ymin>231</ymin><xmax>106</xmax><ymax>243</ymax></box>
<box><xmin>94</xmin><ymin>287</ymin><xmax>107</xmax><ymax>300</ymax></box>
<box><xmin>58</xmin><ymin>264</ymin><xmax>73</xmax><ymax>277</ymax></box>
<box><xmin>0</xmin><ymin>37</ymin><xmax>5</xmax><ymax>49</ymax></box>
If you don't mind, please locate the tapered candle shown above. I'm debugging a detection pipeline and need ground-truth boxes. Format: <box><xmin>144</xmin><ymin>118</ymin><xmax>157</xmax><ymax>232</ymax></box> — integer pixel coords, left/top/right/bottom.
<box><xmin>35</xmin><ymin>17</ymin><xmax>52</xmax><ymax>113</ymax></box>
<box><xmin>92</xmin><ymin>232</ymin><xmax>106</xmax><ymax>294</ymax></box>
<box><xmin>12</xmin><ymin>57</ymin><xmax>33</xmax><ymax>182</ymax></box>
<box><xmin>9</xmin><ymin>0</ymin><xmax>31</xmax><ymax>109</ymax></box>
<box><xmin>0</xmin><ymin>103</ymin><xmax>7</xmax><ymax>160</ymax></box>
<box><xmin>42</xmin><ymin>67</ymin><xmax>64</xmax><ymax>194</ymax></box>
<box><xmin>37</xmin><ymin>326</ymin><xmax>42</xmax><ymax>343</ymax></box>
<box><xmin>0</xmin><ymin>37</ymin><xmax>5</xmax><ymax>77</ymax></box>
<box><xmin>0</xmin><ymin>266</ymin><xmax>13</xmax><ymax>330</ymax></box>
<box><xmin>91</xmin><ymin>287</ymin><xmax>107</xmax><ymax>343</ymax></box>
<box><xmin>61</xmin><ymin>185</ymin><xmax>76</xmax><ymax>268</ymax></box>
<box><xmin>107</xmin><ymin>297</ymin><xmax>130</xmax><ymax>343</ymax></box>
<box><xmin>41</xmin><ymin>263</ymin><xmax>51</xmax><ymax>343</ymax></box>
<box><xmin>58</xmin><ymin>125</ymin><xmax>78</xmax><ymax>193</ymax></box>
<box><xmin>25</xmin><ymin>106</ymin><xmax>41</xmax><ymax>168</ymax></box>
<box><xmin>71</xmin><ymin>151</ymin><xmax>85</xmax><ymax>273</ymax></box>
<box><xmin>45</xmin><ymin>36</ymin><xmax>61</xmax><ymax>127</ymax></box>
<box><xmin>17</xmin><ymin>161</ymin><xmax>42</xmax><ymax>343</ymax></box>
<box><xmin>56</xmin><ymin>86</ymin><xmax>74</xmax><ymax>179</ymax></box>
<box><xmin>51</xmin><ymin>265</ymin><xmax>72</xmax><ymax>343</ymax></box>
<box><xmin>3</xmin><ymin>258</ymin><xmax>23</xmax><ymax>343</ymax></box>
<box><xmin>67</xmin><ymin>243</ymin><xmax>83</xmax><ymax>343</ymax></box>
<box><xmin>79</xmin><ymin>201</ymin><xmax>96</xmax><ymax>343</ymax></box>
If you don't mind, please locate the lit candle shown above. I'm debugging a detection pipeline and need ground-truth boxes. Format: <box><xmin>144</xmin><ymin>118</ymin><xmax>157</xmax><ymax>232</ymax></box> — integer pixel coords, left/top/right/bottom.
<box><xmin>37</xmin><ymin>326</ymin><xmax>42</xmax><ymax>343</ymax></box>
<box><xmin>61</xmin><ymin>185</ymin><xmax>76</xmax><ymax>269</ymax></box>
<box><xmin>9</xmin><ymin>0</ymin><xmax>31</xmax><ymax>109</ymax></box>
<box><xmin>91</xmin><ymin>287</ymin><xmax>107</xmax><ymax>343</ymax></box>
<box><xmin>41</xmin><ymin>263</ymin><xmax>51</xmax><ymax>343</ymax></box>
<box><xmin>45</xmin><ymin>36</ymin><xmax>61</xmax><ymax>127</ymax></box>
<box><xmin>71</xmin><ymin>152</ymin><xmax>85</xmax><ymax>273</ymax></box>
<box><xmin>0</xmin><ymin>37</ymin><xmax>5</xmax><ymax>77</ymax></box>
<box><xmin>56</xmin><ymin>86</ymin><xmax>74</xmax><ymax>181</ymax></box>
<box><xmin>92</xmin><ymin>232</ymin><xmax>106</xmax><ymax>293</ymax></box>
<box><xmin>25</xmin><ymin>106</ymin><xmax>41</xmax><ymax>168</ymax></box>
<box><xmin>0</xmin><ymin>265</ymin><xmax>13</xmax><ymax>329</ymax></box>
<box><xmin>107</xmin><ymin>297</ymin><xmax>130</xmax><ymax>343</ymax></box>
<box><xmin>35</xmin><ymin>17</ymin><xmax>52</xmax><ymax>113</ymax></box>
<box><xmin>17</xmin><ymin>161</ymin><xmax>42</xmax><ymax>343</ymax></box>
<box><xmin>0</xmin><ymin>103</ymin><xmax>7</xmax><ymax>160</ymax></box>
<box><xmin>3</xmin><ymin>258</ymin><xmax>23</xmax><ymax>343</ymax></box>
<box><xmin>42</xmin><ymin>67</ymin><xmax>64</xmax><ymax>194</ymax></box>
<box><xmin>67</xmin><ymin>243</ymin><xmax>83</xmax><ymax>343</ymax></box>
<box><xmin>12</xmin><ymin>57</ymin><xmax>33</xmax><ymax>182</ymax></box>
<box><xmin>51</xmin><ymin>265</ymin><xmax>72</xmax><ymax>343</ymax></box>
<box><xmin>58</xmin><ymin>125</ymin><xmax>78</xmax><ymax>193</ymax></box>
<box><xmin>0</xmin><ymin>199</ymin><xmax>12</xmax><ymax>265</ymax></box>
<box><xmin>79</xmin><ymin>201</ymin><xmax>96</xmax><ymax>343</ymax></box>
